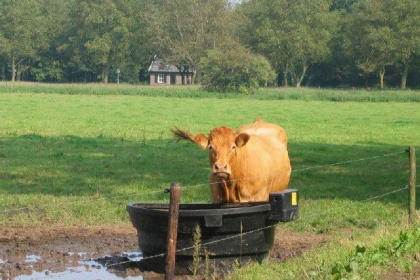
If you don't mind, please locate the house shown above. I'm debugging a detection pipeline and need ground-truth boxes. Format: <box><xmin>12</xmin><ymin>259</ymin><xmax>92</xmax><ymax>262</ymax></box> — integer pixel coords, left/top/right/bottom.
<box><xmin>148</xmin><ymin>58</ymin><xmax>194</xmax><ymax>85</ymax></box>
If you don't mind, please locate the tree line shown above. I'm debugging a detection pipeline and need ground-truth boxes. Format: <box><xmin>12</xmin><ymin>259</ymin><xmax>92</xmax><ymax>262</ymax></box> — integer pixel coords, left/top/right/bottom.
<box><xmin>0</xmin><ymin>0</ymin><xmax>419</xmax><ymax>89</ymax></box>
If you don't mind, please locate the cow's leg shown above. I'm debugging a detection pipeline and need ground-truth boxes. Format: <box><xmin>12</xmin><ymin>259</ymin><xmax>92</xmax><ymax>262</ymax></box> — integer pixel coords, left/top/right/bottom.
<box><xmin>210</xmin><ymin>181</ymin><xmax>228</xmax><ymax>203</ymax></box>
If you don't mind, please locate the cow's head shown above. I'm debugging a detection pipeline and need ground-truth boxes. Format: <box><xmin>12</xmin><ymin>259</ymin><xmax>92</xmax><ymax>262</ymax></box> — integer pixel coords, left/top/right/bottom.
<box><xmin>172</xmin><ymin>126</ymin><xmax>250</xmax><ymax>179</ymax></box>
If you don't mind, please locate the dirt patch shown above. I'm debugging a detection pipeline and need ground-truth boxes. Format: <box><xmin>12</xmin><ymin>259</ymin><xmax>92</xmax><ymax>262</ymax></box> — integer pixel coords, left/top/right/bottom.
<box><xmin>268</xmin><ymin>228</ymin><xmax>330</xmax><ymax>262</ymax></box>
<box><xmin>378</xmin><ymin>264</ymin><xmax>420</xmax><ymax>280</ymax></box>
<box><xmin>0</xmin><ymin>224</ymin><xmax>328</xmax><ymax>279</ymax></box>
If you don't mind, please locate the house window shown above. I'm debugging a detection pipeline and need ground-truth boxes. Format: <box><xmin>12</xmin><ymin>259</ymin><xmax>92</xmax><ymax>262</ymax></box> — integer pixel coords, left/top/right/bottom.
<box><xmin>157</xmin><ymin>74</ymin><xmax>165</xmax><ymax>83</ymax></box>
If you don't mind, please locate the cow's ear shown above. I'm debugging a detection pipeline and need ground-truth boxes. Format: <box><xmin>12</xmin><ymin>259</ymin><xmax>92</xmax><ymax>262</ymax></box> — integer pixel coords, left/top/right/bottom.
<box><xmin>235</xmin><ymin>133</ymin><xmax>250</xmax><ymax>148</ymax></box>
<box><xmin>193</xmin><ymin>134</ymin><xmax>209</xmax><ymax>149</ymax></box>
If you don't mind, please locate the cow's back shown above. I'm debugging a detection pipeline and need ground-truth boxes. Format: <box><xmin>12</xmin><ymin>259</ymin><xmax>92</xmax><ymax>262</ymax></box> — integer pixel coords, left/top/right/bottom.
<box><xmin>236</xmin><ymin>118</ymin><xmax>287</xmax><ymax>148</ymax></box>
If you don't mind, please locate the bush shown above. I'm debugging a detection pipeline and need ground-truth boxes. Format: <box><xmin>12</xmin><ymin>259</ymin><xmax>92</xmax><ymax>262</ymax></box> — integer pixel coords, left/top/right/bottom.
<box><xmin>199</xmin><ymin>45</ymin><xmax>275</xmax><ymax>94</ymax></box>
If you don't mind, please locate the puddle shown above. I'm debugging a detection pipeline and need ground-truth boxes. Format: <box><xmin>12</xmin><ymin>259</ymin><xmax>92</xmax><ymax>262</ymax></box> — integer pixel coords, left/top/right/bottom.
<box><xmin>15</xmin><ymin>265</ymin><xmax>142</xmax><ymax>280</ymax></box>
<box><xmin>2</xmin><ymin>252</ymin><xmax>144</xmax><ymax>280</ymax></box>
<box><xmin>0</xmin><ymin>226</ymin><xmax>153</xmax><ymax>280</ymax></box>
<box><xmin>25</xmin><ymin>255</ymin><xmax>42</xmax><ymax>263</ymax></box>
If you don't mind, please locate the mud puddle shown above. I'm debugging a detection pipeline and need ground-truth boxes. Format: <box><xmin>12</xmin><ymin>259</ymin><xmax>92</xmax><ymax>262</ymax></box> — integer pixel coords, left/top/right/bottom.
<box><xmin>0</xmin><ymin>225</ymin><xmax>152</xmax><ymax>280</ymax></box>
<box><xmin>0</xmin><ymin>224</ymin><xmax>331</xmax><ymax>279</ymax></box>
<box><xmin>8</xmin><ymin>252</ymin><xmax>143</xmax><ymax>280</ymax></box>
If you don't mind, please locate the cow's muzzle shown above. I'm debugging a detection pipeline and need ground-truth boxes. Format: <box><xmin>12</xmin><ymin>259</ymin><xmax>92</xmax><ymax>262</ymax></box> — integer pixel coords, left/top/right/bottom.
<box><xmin>213</xmin><ymin>171</ymin><xmax>230</xmax><ymax>179</ymax></box>
<box><xmin>212</xmin><ymin>163</ymin><xmax>231</xmax><ymax>178</ymax></box>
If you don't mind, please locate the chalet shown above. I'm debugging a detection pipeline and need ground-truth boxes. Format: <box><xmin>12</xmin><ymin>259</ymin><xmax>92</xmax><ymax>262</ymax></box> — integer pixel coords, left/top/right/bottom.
<box><xmin>148</xmin><ymin>58</ymin><xmax>194</xmax><ymax>85</ymax></box>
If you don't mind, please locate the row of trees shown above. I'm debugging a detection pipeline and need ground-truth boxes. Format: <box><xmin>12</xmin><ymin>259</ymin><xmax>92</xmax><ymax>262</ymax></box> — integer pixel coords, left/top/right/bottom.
<box><xmin>0</xmin><ymin>0</ymin><xmax>419</xmax><ymax>89</ymax></box>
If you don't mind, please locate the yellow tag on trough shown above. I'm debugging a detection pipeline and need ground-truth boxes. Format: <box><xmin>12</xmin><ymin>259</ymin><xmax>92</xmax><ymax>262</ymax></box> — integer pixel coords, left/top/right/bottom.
<box><xmin>291</xmin><ymin>192</ymin><xmax>298</xmax><ymax>206</ymax></box>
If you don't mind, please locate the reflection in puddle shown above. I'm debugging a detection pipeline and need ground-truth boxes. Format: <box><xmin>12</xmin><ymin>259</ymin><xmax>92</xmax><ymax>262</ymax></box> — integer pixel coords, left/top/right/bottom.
<box><xmin>13</xmin><ymin>252</ymin><xmax>143</xmax><ymax>280</ymax></box>
<box><xmin>124</xmin><ymin>252</ymin><xmax>143</xmax><ymax>262</ymax></box>
<box><xmin>25</xmin><ymin>255</ymin><xmax>42</xmax><ymax>263</ymax></box>
<box><xmin>15</xmin><ymin>266</ymin><xmax>142</xmax><ymax>280</ymax></box>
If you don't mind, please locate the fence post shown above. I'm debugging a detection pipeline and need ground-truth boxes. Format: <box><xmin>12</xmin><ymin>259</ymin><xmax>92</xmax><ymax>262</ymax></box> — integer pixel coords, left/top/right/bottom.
<box><xmin>165</xmin><ymin>182</ymin><xmax>181</xmax><ymax>280</ymax></box>
<box><xmin>408</xmin><ymin>146</ymin><xmax>416</xmax><ymax>224</ymax></box>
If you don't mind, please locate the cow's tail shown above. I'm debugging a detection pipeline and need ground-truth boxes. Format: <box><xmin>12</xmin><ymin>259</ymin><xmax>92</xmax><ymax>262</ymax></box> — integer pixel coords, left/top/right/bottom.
<box><xmin>170</xmin><ymin>127</ymin><xmax>195</xmax><ymax>143</ymax></box>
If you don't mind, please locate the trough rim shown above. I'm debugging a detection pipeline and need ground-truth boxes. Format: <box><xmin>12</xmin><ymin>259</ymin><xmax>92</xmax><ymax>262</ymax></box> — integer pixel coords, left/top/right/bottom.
<box><xmin>126</xmin><ymin>202</ymin><xmax>272</xmax><ymax>217</ymax></box>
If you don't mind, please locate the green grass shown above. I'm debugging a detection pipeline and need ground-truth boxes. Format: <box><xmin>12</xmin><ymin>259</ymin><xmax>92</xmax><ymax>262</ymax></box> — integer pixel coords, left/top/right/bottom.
<box><xmin>329</xmin><ymin>228</ymin><xmax>420</xmax><ymax>279</ymax></box>
<box><xmin>0</xmin><ymin>83</ymin><xmax>419</xmax><ymax>278</ymax></box>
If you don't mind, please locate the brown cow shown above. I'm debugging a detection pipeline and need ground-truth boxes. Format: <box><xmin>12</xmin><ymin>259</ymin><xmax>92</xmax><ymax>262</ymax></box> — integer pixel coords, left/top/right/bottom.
<box><xmin>171</xmin><ymin>119</ymin><xmax>291</xmax><ymax>203</ymax></box>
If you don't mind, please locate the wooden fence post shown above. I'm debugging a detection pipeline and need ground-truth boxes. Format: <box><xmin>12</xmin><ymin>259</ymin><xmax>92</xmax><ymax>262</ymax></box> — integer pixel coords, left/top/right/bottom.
<box><xmin>165</xmin><ymin>182</ymin><xmax>181</xmax><ymax>280</ymax></box>
<box><xmin>408</xmin><ymin>146</ymin><xmax>416</xmax><ymax>224</ymax></box>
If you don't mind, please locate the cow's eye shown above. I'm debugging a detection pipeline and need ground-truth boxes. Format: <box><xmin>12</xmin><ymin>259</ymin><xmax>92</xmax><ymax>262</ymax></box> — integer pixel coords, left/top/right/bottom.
<box><xmin>208</xmin><ymin>145</ymin><xmax>213</xmax><ymax>151</ymax></box>
<box><xmin>231</xmin><ymin>144</ymin><xmax>236</xmax><ymax>150</ymax></box>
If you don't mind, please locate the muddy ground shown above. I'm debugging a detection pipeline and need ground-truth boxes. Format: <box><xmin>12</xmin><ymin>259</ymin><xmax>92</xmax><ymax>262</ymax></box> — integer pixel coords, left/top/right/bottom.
<box><xmin>0</xmin><ymin>224</ymin><xmax>415</xmax><ymax>279</ymax></box>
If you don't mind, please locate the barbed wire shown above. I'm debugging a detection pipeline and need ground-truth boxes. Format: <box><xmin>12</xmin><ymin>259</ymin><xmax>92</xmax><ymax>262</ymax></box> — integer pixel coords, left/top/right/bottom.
<box><xmin>0</xmin><ymin>189</ymin><xmax>164</xmax><ymax>214</ymax></box>
<box><xmin>291</xmin><ymin>151</ymin><xmax>405</xmax><ymax>173</ymax></box>
<box><xmin>361</xmin><ymin>186</ymin><xmax>409</xmax><ymax>202</ymax></box>
<box><xmin>302</xmin><ymin>185</ymin><xmax>409</xmax><ymax>221</ymax></box>
<box><xmin>0</xmin><ymin>150</ymin><xmax>406</xmax><ymax>214</ymax></box>
<box><xmin>183</xmin><ymin>151</ymin><xmax>406</xmax><ymax>191</ymax></box>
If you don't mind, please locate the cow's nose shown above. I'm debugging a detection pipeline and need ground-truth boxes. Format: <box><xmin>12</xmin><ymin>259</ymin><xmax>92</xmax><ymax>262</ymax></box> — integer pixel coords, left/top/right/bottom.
<box><xmin>214</xmin><ymin>163</ymin><xmax>228</xmax><ymax>172</ymax></box>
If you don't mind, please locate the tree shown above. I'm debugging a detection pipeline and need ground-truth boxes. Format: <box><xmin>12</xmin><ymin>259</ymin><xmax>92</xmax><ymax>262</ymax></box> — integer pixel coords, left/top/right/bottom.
<box><xmin>0</xmin><ymin>0</ymin><xmax>47</xmax><ymax>81</ymax></box>
<box><xmin>120</xmin><ymin>0</ymin><xmax>154</xmax><ymax>84</ymax></box>
<box><xmin>330</xmin><ymin>0</ymin><xmax>357</xmax><ymax>12</ymax></box>
<box><xmin>344</xmin><ymin>0</ymin><xmax>420</xmax><ymax>89</ymax></box>
<box><xmin>343</xmin><ymin>3</ymin><xmax>392</xmax><ymax>89</ymax></box>
<box><xmin>65</xmin><ymin>0</ymin><xmax>131</xmax><ymax>83</ymax></box>
<box><xmin>144</xmin><ymin>0</ymin><xmax>235</xmax><ymax>84</ymax></box>
<box><xmin>199</xmin><ymin>44</ymin><xmax>276</xmax><ymax>93</ymax></box>
<box><xmin>391</xmin><ymin>0</ymin><xmax>420</xmax><ymax>89</ymax></box>
<box><xmin>27</xmin><ymin>0</ymin><xmax>75</xmax><ymax>82</ymax></box>
<box><xmin>239</xmin><ymin>0</ymin><xmax>339</xmax><ymax>87</ymax></box>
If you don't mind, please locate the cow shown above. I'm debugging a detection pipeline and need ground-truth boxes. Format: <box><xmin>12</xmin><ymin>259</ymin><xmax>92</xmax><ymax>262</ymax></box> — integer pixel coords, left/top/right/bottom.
<box><xmin>171</xmin><ymin>118</ymin><xmax>291</xmax><ymax>203</ymax></box>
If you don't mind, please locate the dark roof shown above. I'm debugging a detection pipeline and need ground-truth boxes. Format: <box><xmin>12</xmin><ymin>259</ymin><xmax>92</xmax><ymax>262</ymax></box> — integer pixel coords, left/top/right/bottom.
<box><xmin>148</xmin><ymin>59</ymin><xmax>179</xmax><ymax>73</ymax></box>
<box><xmin>148</xmin><ymin>58</ymin><xmax>194</xmax><ymax>73</ymax></box>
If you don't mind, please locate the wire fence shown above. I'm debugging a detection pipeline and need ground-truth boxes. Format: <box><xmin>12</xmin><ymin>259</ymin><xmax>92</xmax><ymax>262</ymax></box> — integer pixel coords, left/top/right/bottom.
<box><xmin>106</xmin><ymin>150</ymin><xmax>413</xmax><ymax>268</ymax></box>
<box><xmin>0</xmin><ymin>150</ymin><xmax>407</xmax><ymax>214</ymax></box>
<box><xmin>106</xmin><ymin>182</ymin><xmax>411</xmax><ymax>268</ymax></box>
<box><xmin>0</xmin><ymin>148</ymin><xmax>416</xmax><ymax>270</ymax></box>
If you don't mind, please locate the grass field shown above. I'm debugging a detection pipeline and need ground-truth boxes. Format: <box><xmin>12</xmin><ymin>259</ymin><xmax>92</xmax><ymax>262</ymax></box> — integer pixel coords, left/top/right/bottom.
<box><xmin>0</xmin><ymin>82</ymin><xmax>419</xmax><ymax>279</ymax></box>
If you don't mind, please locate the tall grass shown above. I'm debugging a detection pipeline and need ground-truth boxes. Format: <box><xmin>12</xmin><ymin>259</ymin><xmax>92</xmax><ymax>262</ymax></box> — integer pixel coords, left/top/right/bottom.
<box><xmin>1</xmin><ymin>82</ymin><xmax>420</xmax><ymax>102</ymax></box>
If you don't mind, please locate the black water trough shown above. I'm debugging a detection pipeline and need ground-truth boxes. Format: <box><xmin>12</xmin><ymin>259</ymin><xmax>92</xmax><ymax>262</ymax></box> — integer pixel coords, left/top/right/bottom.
<box><xmin>126</xmin><ymin>189</ymin><xmax>298</xmax><ymax>275</ymax></box>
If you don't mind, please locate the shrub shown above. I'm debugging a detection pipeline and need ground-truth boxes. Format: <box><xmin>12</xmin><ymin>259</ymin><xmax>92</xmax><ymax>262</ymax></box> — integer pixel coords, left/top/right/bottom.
<box><xmin>199</xmin><ymin>45</ymin><xmax>275</xmax><ymax>94</ymax></box>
